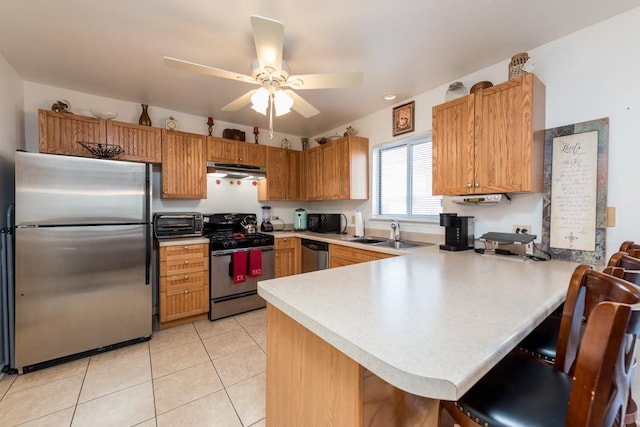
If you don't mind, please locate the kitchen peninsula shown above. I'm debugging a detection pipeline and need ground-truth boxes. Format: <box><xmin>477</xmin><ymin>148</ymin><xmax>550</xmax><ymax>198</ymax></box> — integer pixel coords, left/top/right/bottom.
<box><xmin>258</xmin><ymin>246</ymin><xmax>579</xmax><ymax>426</ymax></box>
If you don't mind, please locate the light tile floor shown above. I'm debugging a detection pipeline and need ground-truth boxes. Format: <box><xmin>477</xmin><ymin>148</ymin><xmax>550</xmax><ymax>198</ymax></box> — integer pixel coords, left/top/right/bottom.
<box><xmin>0</xmin><ymin>308</ymin><xmax>268</xmax><ymax>427</ymax></box>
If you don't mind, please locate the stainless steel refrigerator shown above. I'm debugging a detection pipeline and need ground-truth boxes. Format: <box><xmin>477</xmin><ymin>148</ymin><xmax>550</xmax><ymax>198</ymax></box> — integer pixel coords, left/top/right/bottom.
<box><xmin>13</xmin><ymin>151</ymin><xmax>152</xmax><ymax>371</ymax></box>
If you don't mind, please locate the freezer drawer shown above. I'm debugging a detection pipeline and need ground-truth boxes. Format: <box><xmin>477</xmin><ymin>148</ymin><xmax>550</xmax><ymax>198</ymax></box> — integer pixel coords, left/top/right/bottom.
<box><xmin>14</xmin><ymin>225</ymin><xmax>152</xmax><ymax>369</ymax></box>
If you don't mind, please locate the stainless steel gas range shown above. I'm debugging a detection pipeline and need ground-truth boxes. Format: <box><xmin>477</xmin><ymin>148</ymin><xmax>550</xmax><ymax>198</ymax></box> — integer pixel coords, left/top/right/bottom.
<box><xmin>203</xmin><ymin>213</ymin><xmax>275</xmax><ymax>320</ymax></box>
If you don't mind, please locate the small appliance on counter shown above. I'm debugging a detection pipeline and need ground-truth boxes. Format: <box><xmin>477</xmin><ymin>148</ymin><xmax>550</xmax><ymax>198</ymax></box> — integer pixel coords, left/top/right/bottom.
<box><xmin>294</xmin><ymin>208</ymin><xmax>307</xmax><ymax>231</ymax></box>
<box><xmin>354</xmin><ymin>211</ymin><xmax>364</xmax><ymax>237</ymax></box>
<box><xmin>439</xmin><ymin>213</ymin><xmax>474</xmax><ymax>251</ymax></box>
<box><xmin>307</xmin><ymin>213</ymin><xmax>342</xmax><ymax>234</ymax></box>
<box><xmin>260</xmin><ymin>205</ymin><xmax>273</xmax><ymax>232</ymax></box>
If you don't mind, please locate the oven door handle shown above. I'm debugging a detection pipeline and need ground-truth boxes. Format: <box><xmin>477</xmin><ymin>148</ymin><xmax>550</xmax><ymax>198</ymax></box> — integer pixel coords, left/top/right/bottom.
<box><xmin>220</xmin><ymin>248</ymin><xmax>274</xmax><ymax>277</ymax></box>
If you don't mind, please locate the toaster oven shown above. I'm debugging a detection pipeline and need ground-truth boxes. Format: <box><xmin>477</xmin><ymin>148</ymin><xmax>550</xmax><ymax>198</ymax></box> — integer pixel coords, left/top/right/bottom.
<box><xmin>153</xmin><ymin>212</ymin><xmax>204</xmax><ymax>239</ymax></box>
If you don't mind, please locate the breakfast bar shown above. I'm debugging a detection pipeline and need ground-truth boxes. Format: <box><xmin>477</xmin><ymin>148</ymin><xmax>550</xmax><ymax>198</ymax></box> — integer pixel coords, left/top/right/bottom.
<box><xmin>258</xmin><ymin>246</ymin><xmax>579</xmax><ymax>426</ymax></box>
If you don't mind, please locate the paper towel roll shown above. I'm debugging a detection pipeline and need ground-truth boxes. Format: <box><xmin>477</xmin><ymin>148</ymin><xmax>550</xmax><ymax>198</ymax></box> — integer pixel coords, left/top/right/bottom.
<box><xmin>354</xmin><ymin>211</ymin><xmax>364</xmax><ymax>237</ymax></box>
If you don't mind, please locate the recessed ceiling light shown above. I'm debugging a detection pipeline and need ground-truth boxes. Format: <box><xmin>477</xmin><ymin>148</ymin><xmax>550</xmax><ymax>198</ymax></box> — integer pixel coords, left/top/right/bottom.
<box><xmin>384</xmin><ymin>94</ymin><xmax>396</xmax><ymax>101</ymax></box>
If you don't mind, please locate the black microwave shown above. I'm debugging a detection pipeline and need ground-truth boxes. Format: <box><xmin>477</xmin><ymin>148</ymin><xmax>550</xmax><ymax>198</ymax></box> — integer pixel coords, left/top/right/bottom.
<box><xmin>307</xmin><ymin>213</ymin><xmax>342</xmax><ymax>234</ymax></box>
<box><xmin>153</xmin><ymin>212</ymin><xmax>204</xmax><ymax>239</ymax></box>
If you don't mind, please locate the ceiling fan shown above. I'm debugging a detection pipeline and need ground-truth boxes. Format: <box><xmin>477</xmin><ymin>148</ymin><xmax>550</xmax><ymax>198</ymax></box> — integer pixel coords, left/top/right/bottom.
<box><xmin>163</xmin><ymin>15</ymin><xmax>363</xmax><ymax>121</ymax></box>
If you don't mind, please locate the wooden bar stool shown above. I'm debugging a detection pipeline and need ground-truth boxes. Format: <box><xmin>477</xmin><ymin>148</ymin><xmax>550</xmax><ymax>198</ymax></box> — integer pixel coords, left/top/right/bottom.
<box><xmin>620</xmin><ymin>241</ymin><xmax>640</xmax><ymax>253</ymax></box>
<box><xmin>441</xmin><ymin>266</ymin><xmax>640</xmax><ymax>427</ymax></box>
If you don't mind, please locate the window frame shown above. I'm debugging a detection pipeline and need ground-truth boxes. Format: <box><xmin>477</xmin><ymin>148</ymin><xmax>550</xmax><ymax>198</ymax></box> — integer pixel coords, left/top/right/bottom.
<box><xmin>372</xmin><ymin>131</ymin><xmax>442</xmax><ymax>221</ymax></box>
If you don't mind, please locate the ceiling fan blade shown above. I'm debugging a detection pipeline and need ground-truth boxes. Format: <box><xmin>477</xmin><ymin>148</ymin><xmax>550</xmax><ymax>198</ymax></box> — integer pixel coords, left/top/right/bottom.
<box><xmin>250</xmin><ymin>15</ymin><xmax>284</xmax><ymax>73</ymax></box>
<box><xmin>285</xmin><ymin>90</ymin><xmax>320</xmax><ymax>118</ymax></box>
<box><xmin>163</xmin><ymin>57</ymin><xmax>256</xmax><ymax>84</ymax></box>
<box><xmin>285</xmin><ymin>71</ymin><xmax>363</xmax><ymax>89</ymax></box>
<box><xmin>221</xmin><ymin>90</ymin><xmax>256</xmax><ymax>111</ymax></box>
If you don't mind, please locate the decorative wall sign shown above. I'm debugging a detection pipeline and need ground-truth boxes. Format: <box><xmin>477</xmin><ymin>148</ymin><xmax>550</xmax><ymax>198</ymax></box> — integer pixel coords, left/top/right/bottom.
<box><xmin>392</xmin><ymin>101</ymin><xmax>415</xmax><ymax>136</ymax></box>
<box><xmin>541</xmin><ymin>118</ymin><xmax>609</xmax><ymax>264</ymax></box>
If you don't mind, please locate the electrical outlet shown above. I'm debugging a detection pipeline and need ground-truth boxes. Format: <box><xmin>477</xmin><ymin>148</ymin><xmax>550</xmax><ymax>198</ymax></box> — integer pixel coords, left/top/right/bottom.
<box><xmin>272</xmin><ymin>216</ymin><xmax>280</xmax><ymax>220</ymax></box>
<box><xmin>512</xmin><ymin>224</ymin><xmax>532</xmax><ymax>234</ymax></box>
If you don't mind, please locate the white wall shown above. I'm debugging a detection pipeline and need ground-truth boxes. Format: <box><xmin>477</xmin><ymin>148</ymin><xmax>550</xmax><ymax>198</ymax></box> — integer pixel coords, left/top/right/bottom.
<box><xmin>319</xmin><ymin>8</ymin><xmax>640</xmax><ymax>259</ymax></box>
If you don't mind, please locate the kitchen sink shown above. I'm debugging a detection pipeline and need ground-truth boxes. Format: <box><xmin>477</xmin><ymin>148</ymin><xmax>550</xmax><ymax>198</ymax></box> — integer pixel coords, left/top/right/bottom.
<box><xmin>346</xmin><ymin>237</ymin><xmax>388</xmax><ymax>244</ymax></box>
<box><xmin>372</xmin><ymin>240</ymin><xmax>434</xmax><ymax>250</ymax></box>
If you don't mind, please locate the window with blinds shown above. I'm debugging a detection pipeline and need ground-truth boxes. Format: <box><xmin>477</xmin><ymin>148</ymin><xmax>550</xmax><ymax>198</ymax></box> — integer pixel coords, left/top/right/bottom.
<box><xmin>374</xmin><ymin>133</ymin><xmax>442</xmax><ymax>218</ymax></box>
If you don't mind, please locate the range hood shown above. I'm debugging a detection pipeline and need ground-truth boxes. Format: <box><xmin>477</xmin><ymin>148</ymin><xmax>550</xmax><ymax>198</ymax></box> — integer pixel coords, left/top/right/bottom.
<box><xmin>206</xmin><ymin>162</ymin><xmax>267</xmax><ymax>179</ymax></box>
<box><xmin>450</xmin><ymin>193</ymin><xmax>511</xmax><ymax>205</ymax></box>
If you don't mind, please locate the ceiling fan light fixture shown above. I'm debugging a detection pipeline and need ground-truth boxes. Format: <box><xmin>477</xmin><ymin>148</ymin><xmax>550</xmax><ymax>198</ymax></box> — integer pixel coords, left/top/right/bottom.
<box><xmin>273</xmin><ymin>90</ymin><xmax>294</xmax><ymax>116</ymax></box>
<box><xmin>251</xmin><ymin>88</ymin><xmax>269</xmax><ymax>115</ymax></box>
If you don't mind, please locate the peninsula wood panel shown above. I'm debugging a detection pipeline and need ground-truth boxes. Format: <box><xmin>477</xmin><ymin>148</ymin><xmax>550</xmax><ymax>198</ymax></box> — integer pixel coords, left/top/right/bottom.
<box><xmin>266</xmin><ymin>304</ymin><xmax>363</xmax><ymax>426</ymax></box>
<box><xmin>38</xmin><ymin>109</ymin><xmax>105</xmax><ymax>157</ymax></box>
<box><xmin>106</xmin><ymin>120</ymin><xmax>162</xmax><ymax>163</ymax></box>
<box><xmin>161</xmin><ymin>129</ymin><xmax>207</xmax><ymax>199</ymax></box>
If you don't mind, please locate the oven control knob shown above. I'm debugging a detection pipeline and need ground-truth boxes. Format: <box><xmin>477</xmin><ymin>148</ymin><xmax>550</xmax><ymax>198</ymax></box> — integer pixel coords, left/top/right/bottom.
<box><xmin>224</xmin><ymin>240</ymin><xmax>238</xmax><ymax>249</ymax></box>
<box><xmin>253</xmin><ymin>238</ymin><xmax>263</xmax><ymax>246</ymax></box>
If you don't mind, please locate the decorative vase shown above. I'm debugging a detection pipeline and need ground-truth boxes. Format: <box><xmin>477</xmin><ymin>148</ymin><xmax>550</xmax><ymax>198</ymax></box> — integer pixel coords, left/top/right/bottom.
<box><xmin>138</xmin><ymin>104</ymin><xmax>152</xmax><ymax>126</ymax></box>
<box><xmin>509</xmin><ymin>52</ymin><xmax>530</xmax><ymax>80</ymax></box>
<box><xmin>445</xmin><ymin>82</ymin><xmax>468</xmax><ymax>102</ymax></box>
<box><xmin>300</xmin><ymin>137</ymin><xmax>309</xmax><ymax>151</ymax></box>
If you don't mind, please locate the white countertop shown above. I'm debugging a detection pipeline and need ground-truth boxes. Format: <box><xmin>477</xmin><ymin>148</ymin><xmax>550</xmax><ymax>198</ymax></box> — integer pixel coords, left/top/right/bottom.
<box><xmin>157</xmin><ymin>237</ymin><xmax>210</xmax><ymax>247</ymax></box>
<box><xmin>258</xmin><ymin>246</ymin><xmax>579</xmax><ymax>400</ymax></box>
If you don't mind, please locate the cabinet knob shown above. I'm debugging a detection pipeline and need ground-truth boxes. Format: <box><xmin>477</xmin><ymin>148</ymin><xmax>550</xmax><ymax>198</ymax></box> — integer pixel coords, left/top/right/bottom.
<box><xmin>184</xmin><ymin>289</ymin><xmax>189</xmax><ymax>294</ymax></box>
<box><xmin>184</xmin><ymin>275</ymin><xmax>189</xmax><ymax>279</ymax></box>
<box><xmin>183</xmin><ymin>245</ymin><xmax>189</xmax><ymax>250</ymax></box>
<box><xmin>467</xmin><ymin>183</ymin><xmax>472</xmax><ymax>188</ymax></box>
<box><xmin>184</xmin><ymin>260</ymin><xmax>189</xmax><ymax>264</ymax></box>
<box><xmin>475</xmin><ymin>182</ymin><xmax>480</xmax><ymax>188</ymax></box>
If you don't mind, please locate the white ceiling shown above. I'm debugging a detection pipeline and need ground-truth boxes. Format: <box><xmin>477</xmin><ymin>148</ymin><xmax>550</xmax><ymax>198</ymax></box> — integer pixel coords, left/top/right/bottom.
<box><xmin>2</xmin><ymin>0</ymin><xmax>640</xmax><ymax>136</ymax></box>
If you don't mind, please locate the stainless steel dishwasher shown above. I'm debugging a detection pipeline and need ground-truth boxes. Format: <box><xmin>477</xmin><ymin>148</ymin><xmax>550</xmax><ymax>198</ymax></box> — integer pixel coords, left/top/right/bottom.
<box><xmin>301</xmin><ymin>239</ymin><xmax>329</xmax><ymax>273</ymax></box>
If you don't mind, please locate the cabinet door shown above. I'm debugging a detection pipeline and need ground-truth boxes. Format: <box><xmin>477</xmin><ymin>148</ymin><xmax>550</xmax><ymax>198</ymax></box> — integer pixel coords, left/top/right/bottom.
<box><xmin>333</xmin><ymin>138</ymin><xmax>351</xmax><ymax>199</ymax></box>
<box><xmin>160</xmin><ymin>276</ymin><xmax>208</xmax><ymax>322</ymax></box>
<box><xmin>107</xmin><ymin>120</ymin><xmax>162</xmax><ymax>163</ymax></box>
<box><xmin>474</xmin><ymin>74</ymin><xmax>542</xmax><ymax>193</ymax></box>
<box><xmin>432</xmin><ymin>95</ymin><xmax>475</xmax><ymax>195</ymax></box>
<box><xmin>304</xmin><ymin>147</ymin><xmax>322</xmax><ymax>200</ymax></box>
<box><xmin>286</xmin><ymin>150</ymin><xmax>301</xmax><ymax>200</ymax></box>
<box><xmin>259</xmin><ymin>147</ymin><xmax>287</xmax><ymax>200</ymax></box>
<box><xmin>38</xmin><ymin>109</ymin><xmax>105</xmax><ymax>157</ymax></box>
<box><xmin>321</xmin><ymin>143</ymin><xmax>337</xmax><ymax>199</ymax></box>
<box><xmin>207</xmin><ymin>137</ymin><xmax>238</xmax><ymax>162</ymax></box>
<box><xmin>238</xmin><ymin>142</ymin><xmax>266</xmax><ymax>166</ymax></box>
<box><xmin>161</xmin><ymin>130</ymin><xmax>207</xmax><ymax>199</ymax></box>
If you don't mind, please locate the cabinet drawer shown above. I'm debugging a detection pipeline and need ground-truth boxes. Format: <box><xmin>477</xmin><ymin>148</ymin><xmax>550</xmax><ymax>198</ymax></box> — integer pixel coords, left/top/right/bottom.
<box><xmin>275</xmin><ymin>237</ymin><xmax>297</xmax><ymax>249</ymax></box>
<box><xmin>161</xmin><ymin>244</ymin><xmax>208</xmax><ymax>258</ymax></box>
<box><xmin>329</xmin><ymin>244</ymin><xmax>394</xmax><ymax>264</ymax></box>
<box><xmin>160</xmin><ymin>285</ymin><xmax>209</xmax><ymax>323</ymax></box>
<box><xmin>160</xmin><ymin>255</ymin><xmax>208</xmax><ymax>276</ymax></box>
<box><xmin>160</xmin><ymin>271</ymin><xmax>207</xmax><ymax>293</ymax></box>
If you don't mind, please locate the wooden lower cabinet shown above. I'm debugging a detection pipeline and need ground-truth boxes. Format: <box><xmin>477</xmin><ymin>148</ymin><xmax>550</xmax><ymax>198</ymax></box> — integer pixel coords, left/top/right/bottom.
<box><xmin>275</xmin><ymin>237</ymin><xmax>300</xmax><ymax>278</ymax></box>
<box><xmin>159</xmin><ymin>243</ymin><xmax>209</xmax><ymax>328</ymax></box>
<box><xmin>328</xmin><ymin>244</ymin><xmax>395</xmax><ymax>268</ymax></box>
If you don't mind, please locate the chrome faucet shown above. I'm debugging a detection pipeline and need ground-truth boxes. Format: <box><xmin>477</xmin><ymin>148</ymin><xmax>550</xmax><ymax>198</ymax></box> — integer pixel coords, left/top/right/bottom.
<box><xmin>389</xmin><ymin>220</ymin><xmax>400</xmax><ymax>241</ymax></box>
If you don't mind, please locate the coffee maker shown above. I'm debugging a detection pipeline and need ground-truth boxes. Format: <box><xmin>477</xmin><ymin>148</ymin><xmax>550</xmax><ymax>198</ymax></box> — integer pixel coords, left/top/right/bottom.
<box><xmin>260</xmin><ymin>206</ymin><xmax>273</xmax><ymax>232</ymax></box>
<box><xmin>439</xmin><ymin>213</ymin><xmax>474</xmax><ymax>251</ymax></box>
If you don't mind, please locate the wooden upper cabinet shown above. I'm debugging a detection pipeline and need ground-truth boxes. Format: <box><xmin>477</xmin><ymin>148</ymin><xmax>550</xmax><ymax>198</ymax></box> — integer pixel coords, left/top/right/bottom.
<box><xmin>38</xmin><ymin>109</ymin><xmax>105</xmax><ymax>157</ymax></box>
<box><xmin>207</xmin><ymin>137</ymin><xmax>266</xmax><ymax>167</ymax></box>
<box><xmin>258</xmin><ymin>147</ymin><xmax>301</xmax><ymax>201</ymax></box>
<box><xmin>303</xmin><ymin>147</ymin><xmax>322</xmax><ymax>200</ymax></box>
<box><xmin>161</xmin><ymin>130</ymin><xmax>207</xmax><ymax>199</ymax></box>
<box><xmin>319</xmin><ymin>135</ymin><xmax>369</xmax><ymax>200</ymax></box>
<box><xmin>432</xmin><ymin>96</ymin><xmax>475</xmax><ymax>195</ymax></box>
<box><xmin>432</xmin><ymin>74</ymin><xmax>545</xmax><ymax>195</ymax></box>
<box><xmin>106</xmin><ymin>120</ymin><xmax>162</xmax><ymax>163</ymax></box>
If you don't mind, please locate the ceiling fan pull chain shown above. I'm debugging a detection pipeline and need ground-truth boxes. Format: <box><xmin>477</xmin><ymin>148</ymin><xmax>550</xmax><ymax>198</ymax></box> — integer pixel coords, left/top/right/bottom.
<box><xmin>269</xmin><ymin>95</ymin><xmax>274</xmax><ymax>139</ymax></box>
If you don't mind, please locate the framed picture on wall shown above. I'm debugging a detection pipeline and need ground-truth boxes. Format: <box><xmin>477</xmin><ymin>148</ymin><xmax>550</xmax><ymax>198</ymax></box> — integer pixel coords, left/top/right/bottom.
<box><xmin>392</xmin><ymin>101</ymin><xmax>415</xmax><ymax>136</ymax></box>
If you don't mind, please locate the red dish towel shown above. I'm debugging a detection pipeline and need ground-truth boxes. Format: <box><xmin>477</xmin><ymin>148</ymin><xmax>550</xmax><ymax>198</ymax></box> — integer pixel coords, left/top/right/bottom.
<box><xmin>233</xmin><ymin>251</ymin><xmax>247</xmax><ymax>284</ymax></box>
<box><xmin>249</xmin><ymin>249</ymin><xmax>263</xmax><ymax>278</ymax></box>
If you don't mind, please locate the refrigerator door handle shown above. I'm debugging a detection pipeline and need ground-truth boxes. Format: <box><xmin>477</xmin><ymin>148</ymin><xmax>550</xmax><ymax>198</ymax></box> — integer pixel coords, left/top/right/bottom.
<box><xmin>145</xmin><ymin>224</ymin><xmax>151</xmax><ymax>285</ymax></box>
